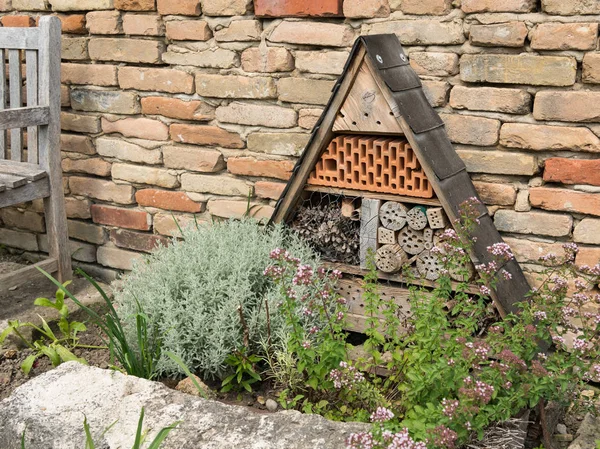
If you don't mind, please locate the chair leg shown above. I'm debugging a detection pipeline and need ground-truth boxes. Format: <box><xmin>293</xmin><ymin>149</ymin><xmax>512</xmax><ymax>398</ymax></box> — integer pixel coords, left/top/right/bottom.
<box><xmin>43</xmin><ymin>193</ymin><xmax>72</xmax><ymax>283</ymax></box>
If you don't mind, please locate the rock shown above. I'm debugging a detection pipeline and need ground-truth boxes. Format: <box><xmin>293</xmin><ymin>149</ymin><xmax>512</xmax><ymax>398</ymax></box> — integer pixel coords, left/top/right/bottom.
<box><xmin>0</xmin><ymin>363</ymin><xmax>368</xmax><ymax>448</ymax></box>
<box><xmin>175</xmin><ymin>375</ymin><xmax>216</xmax><ymax>399</ymax></box>
<box><xmin>568</xmin><ymin>414</ymin><xmax>600</xmax><ymax>449</ymax></box>
<box><xmin>557</xmin><ymin>423</ymin><xmax>568</xmax><ymax>434</ymax></box>
<box><xmin>266</xmin><ymin>398</ymin><xmax>278</xmax><ymax>412</ymax></box>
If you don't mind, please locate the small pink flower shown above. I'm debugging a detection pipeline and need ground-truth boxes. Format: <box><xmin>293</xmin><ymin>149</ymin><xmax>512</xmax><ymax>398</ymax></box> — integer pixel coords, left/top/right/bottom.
<box><xmin>302</xmin><ymin>341</ymin><xmax>311</xmax><ymax>349</ymax></box>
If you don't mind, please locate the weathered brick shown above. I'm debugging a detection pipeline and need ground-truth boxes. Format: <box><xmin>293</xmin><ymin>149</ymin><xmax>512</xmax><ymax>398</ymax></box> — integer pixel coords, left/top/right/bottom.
<box><xmin>102</xmin><ymin>117</ymin><xmax>169</xmax><ymax>140</ymax></box>
<box><xmin>241</xmin><ymin>47</ymin><xmax>294</xmax><ymax>73</ymax></box>
<box><xmin>214</xmin><ymin>20</ymin><xmax>261</xmax><ymax>42</ymax></box>
<box><xmin>61</xmin><ymin>85</ymin><xmax>70</xmax><ymax>107</ymax></box>
<box><xmin>216</xmin><ymin>102</ymin><xmax>296</xmax><ymax>128</ymax></box>
<box><xmin>227</xmin><ymin>157</ymin><xmax>294</xmax><ymax>180</ymax></box>
<box><xmin>96</xmin><ymin>137</ymin><xmax>162</xmax><ymax>164</ymax></box>
<box><xmin>254</xmin><ymin>0</ymin><xmax>340</xmax><ymax>16</ymax></box>
<box><xmin>70</xmin><ymin>176</ymin><xmax>135</xmax><ymax>204</ymax></box>
<box><xmin>68</xmin><ymin>219</ymin><xmax>105</xmax><ymax>244</ymax></box>
<box><xmin>92</xmin><ymin>205</ymin><xmax>151</xmax><ymax>230</ymax></box>
<box><xmin>277</xmin><ymin>78</ymin><xmax>335</xmax><ymax>105</ymax></box>
<box><xmin>165</xmin><ymin>19</ymin><xmax>210</xmax><ymax>40</ymax></box>
<box><xmin>269</xmin><ymin>21</ymin><xmax>354</xmax><ymax>47</ymax></box>
<box><xmin>500</xmin><ymin>123</ymin><xmax>600</xmax><ymax>152</ymax></box>
<box><xmin>295</xmin><ymin>51</ymin><xmax>348</xmax><ymax>76</ymax></box>
<box><xmin>531</xmin><ymin>23</ymin><xmax>598</xmax><ymax>51</ymax></box>
<box><xmin>118</xmin><ymin>67</ymin><xmax>193</xmax><ymax>94</ymax></box>
<box><xmin>162</xmin><ymin>48</ymin><xmax>238</xmax><ymax>69</ymax></box>
<box><xmin>440</xmin><ymin>113</ymin><xmax>500</xmax><ymax>146</ymax></box>
<box><xmin>422</xmin><ymin>80</ymin><xmax>449</xmax><ymax>107</ymax></box>
<box><xmin>503</xmin><ymin>236</ymin><xmax>566</xmax><ymax>265</ymax></box>
<box><xmin>110</xmin><ymin>229</ymin><xmax>169</xmax><ymax>253</ymax></box>
<box><xmin>86</xmin><ymin>10</ymin><xmax>121</xmax><ymax>35</ymax></box>
<box><xmin>62</xmin><ymin>157</ymin><xmax>112</xmax><ymax>177</ymax></box>
<box><xmin>39</xmin><ymin>236</ymin><xmax>96</xmax><ymax>263</ymax></box>
<box><xmin>542</xmin><ymin>0</ymin><xmax>600</xmax><ymax>15</ymax></box>
<box><xmin>61</xmin><ymin>112</ymin><xmax>100</xmax><ymax>133</ymax></box>
<box><xmin>65</xmin><ymin>197</ymin><xmax>92</xmax><ymax>219</ymax></box>
<box><xmin>461</xmin><ymin>0</ymin><xmax>535</xmax><ymax>13</ymax></box>
<box><xmin>530</xmin><ymin>187</ymin><xmax>600</xmax><ymax>216</ymax></box>
<box><xmin>409</xmin><ymin>52</ymin><xmax>458</xmax><ymax>76</ymax></box>
<box><xmin>169</xmin><ymin>124</ymin><xmax>244</xmax><ymax>148</ymax></box>
<box><xmin>533</xmin><ymin>91</ymin><xmax>600</xmax><ymax>123</ymax></box>
<box><xmin>70</xmin><ymin>89</ymin><xmax>140</xmax><ymax>114</ymax></box>
<box><xmin>574</xmin><ymin>218</ymin><xmax>600</xmax><ymax>244</ymax></box>
<box><xmin>298</xmin><ymin>108</ymin><xmax>322</xmax><ymax>129</ymax></box>
<box><xmin>543</xmin><ymin>158</ymin><xmax>600</xmax><ymax>186</ymax></box>
<box><xmin>1</xmin><ymin>15</ymin><xmax>33</xmax><ymax>27</ymax></box>
<box><xmin>61</xmin><ymin>134</ymin><xmax>95</xmax><ymax>155</ymax></box>
<box><xmin>0</xmin><ymin>0</ymin><xmax>13</xmax><ymax>10</ymax></box>
<box><xmin>0</xmin><ymin>228</ymin><xmax>37</xmax><ymax>251</ymax></box>
<box><xmin>398</xmin><ymin>0</ymin><xmax>452</xmax><ymax>15</ymax></box>
<box><xmin>61</xmin><ymin>63</ymin><xmax>117</xmax><ymax>86</ymax></box>
<box><xmin>115</xmin><ymin>0</ymin><xmax>155</xmax><ymax>10</ymax></box>
<box><xmin>89</xmin><ymin>38</ymin><xmax>164</xmax><ymax>64</ymax></box>
<box><xmin>460</xmin><ymin>54</ymin><xmax>577</xmax><ymax>87</ymax></box>
<box><xmin>141</xmin><ymin>96</ymin><xmax>214</xmax><ymax>121</ymax></box>
<box><xmin>181</xmin><ymin>173</ymin><xmax>252</xmax><ymax>196</ymax></box>
<box><xmin>473</xmin><ymin>181</ymin><xmax>517</xmax><ymax>206</ymax></box>
<box><xmin>207</xmin><ymin>200</ymin><xmax>273</xmax><ymax>220</ymax></box>
<box><xmin>369</xmin><ymin>19</ymin><xmax>465</xmax><ymax>45</ymax></box>
<box><xmin>469</xmin><ymin>22</ymin><xmax>528</xmax><ymax>47</ymax></box>
<box><xmin>343</xmin><ymin>0</ymin><xmax>390</xmax><ymax>18</ymax></box>
<box><xmin>583</xmin><ymin>54</ymin><xmax>600</xmax><ymax>84</ymax></box>
<box><xmin>494</xmin><ymin>209</ymin><xmax>572</xmax><ymax>237</ymax></box>
<box><xmin>154</xmin><ymin>213</ymin><xmax>201</xmax><ymax>236</ymax></box>
<box><xmin>62</xmin><ymin>37</ymin><xmax>88</xmax><ymax>60</ymax></box>
<box><xmin>97</xmin><ymin>245</ymin><xmax>143</xmax><ymax>271</ymax></box>
<box><xmin>247</xmin><ymin>132</ymin><xmax>309</xmax><ymax>156</ymax></box>
<box><xmin>12</xmin><ymin>0</ymin><xmax>44</xmax><ymax>11</ymax></box>
<box><xmin>450</xmin><ymin>86</ymin><xmax>531</xmax><ymax>114</ymax></box>
<box><xmin>457</xmin><ymin>149</ymin><xmax>537</xmax><ymax>176</ymax></box>
<box><xmin>196</xmin><ymin>74</ymin><xmax>275</xmax><ymax>99</ymax></box>
<box><xmin>202</xmin><ymin>0</ymin><xmax>249</xmax><ymax>15</ymax></box>
<box><xmin>122</xmin><ymin>14</ymin><xmax>162</xmax><ymax>36</ymax></box>
<box><xmin>112</xmin><ymin>163</ymin><xmax>178</xmax><ymax>188</ymax></box>
<box><xmin>56</xmin><ymin>14</ymin><xmax>87</xmax><ymax>34</ymax></box>
<box><xmin>162</xmin><ymin>145</ymin><xmax>224</xmax><ymax>172</ymax></box>
<box><xmin>51</xmin><ymin>0</ymin><xmax>113</xmax><ymax>11</ymax></box>
<box><xmin>135</xmin><ymin>188</ymin><xmax>202</xmax><ymax>213</ymax></box>
<box><xmin>255</xmin><ymin>181</ymin><xmax>285</xmax><ymax>200</ymax></box>
<box><xmin>157</xmin><ymin>0</ymin><xmax>200</xmax><ymax>15</ymax></box>
<box><xmin>0</xmin><ymin>209</ymin><xmax>44</xmax><ymax>232</ymax></box>
<box><xmin>575</xmin><ymin>247</ymin><xmax>600</xmax><ymax>269</ymax></box>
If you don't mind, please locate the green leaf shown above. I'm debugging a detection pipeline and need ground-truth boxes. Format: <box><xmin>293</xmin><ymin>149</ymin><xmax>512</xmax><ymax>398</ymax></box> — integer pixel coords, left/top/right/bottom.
<box><xmin>0</xmin><ymin>324</ymin><xmax>16</xmax><ymax>345</ymax></box>
<box><xmin>221</xmin><ymin>373</ymin><xmax>235</xmax><ymax>386</ymax></box>
<box><xmin>83</xmin><ymin>415</ymin><xmax>96</xmax><ymax>449</ymax></box>
<box><xmin>38</xmin><ymin>345</ymin><xmax>60</xmax><ymax>366</ymax></box>
<box><xmin>55</xmin><ymin>345</ymin><xmax>87</xmax><ymax>365</ymax></box>
<box><xmin>34</xmin><ymin>297</ymin><xmax>57</xmax><ymax>309</ymax></box>
<box><xmin>21</xmin><ymin>353</ymin><xmax>40</xmax><ymax>375</ymax></box>
<box><xmin>70</xmin><ymin>322</ymin><xmax>87</xmax><ymax>334</ymax></box>
<box><xmin>38</xmin><ymin>316</ymin><xmax>57</xmax><ymax>341</ymax></box>
<box><xmin>147</xmin><ymin>420</ymin><xmax>180</xmax><ymax>449</ymax></box>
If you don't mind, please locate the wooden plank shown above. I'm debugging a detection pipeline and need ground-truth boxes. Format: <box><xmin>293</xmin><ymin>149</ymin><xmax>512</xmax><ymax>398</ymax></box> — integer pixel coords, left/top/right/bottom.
<box><xmin>0</xmin><ymin>159</ymin><xmax>46</xmax><ymax>180</ymax></box>
<box><xmin>0</xmin><ymin>177</ymin><xmax>49</xmax><ymax>207</ymax></box>
<box><xmin>0</xmin><ymin>172</ymin><xmax>27</xmax><ymax>188</ymax></box>
<box><xmin>0</xmin><ymin>28</ymin><xmax>40</xmax><ymax>50</ymax></box>
<box><xmin>360</xmin><ymin>198</ymin><xmax>380</xmax><ymax>269</ymax></box>
<box><xmin>304</xmin><ymin>185</ymin><xmax>442</xmax><ymax>206</ymax></box>
<box><xmin>0</xmin><ymin>106</ymin><xmax>49</xmax><ymax>131</ymax></box>
<box><xmin>0</xmin><ymin>258</ymin><xmax>57</xmax><ymax>292</ymax></box>
<box><xmin>8</xmin><ymin>49</ymin><xmax>23</xmax><ymax>161</ymax></box>
<box><xmin>26</xmin><ymin>49</ymin><xmax>38</xmax><ymax>163</ymax></box>
<box><xmin>272</xmin><ymin>46</ymin><xmax>367</xmax><ymax>224</ymax></box>
<box><xmin>0</xmin><ymin>49</ymin><xmax>5</xmax><ymax>159</ymax></box>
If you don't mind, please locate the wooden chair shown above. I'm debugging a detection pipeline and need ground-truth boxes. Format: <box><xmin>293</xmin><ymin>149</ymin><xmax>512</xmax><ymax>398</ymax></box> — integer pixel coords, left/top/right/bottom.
<box><xmin>0</xmin><ymin>16</ymin><xmax>72</xmax><ymax>289</ymax></box>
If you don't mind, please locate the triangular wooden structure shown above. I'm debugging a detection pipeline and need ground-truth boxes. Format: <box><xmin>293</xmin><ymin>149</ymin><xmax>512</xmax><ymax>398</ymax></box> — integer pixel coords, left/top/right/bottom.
<box><xmin>270</xmin><ymin>35</ymin><xmax>529</xmax><ymax>317</ymax></box>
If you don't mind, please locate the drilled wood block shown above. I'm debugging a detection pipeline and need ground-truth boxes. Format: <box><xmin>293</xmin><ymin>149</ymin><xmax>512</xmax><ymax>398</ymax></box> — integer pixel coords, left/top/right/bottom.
<box><xmin>398</xmin><ymin>227</ymin><xmax>426</xmax><ymax>255</ymax></box>
<box><xmin>376</xmin><ymin>243</ymin><xmax>407</xmax><ymax>273</ymax></box>
<box><xmin>379</xmin><ymin>200</ymin><xmax>407</xmax><ymax>231</ymax></box>
<box><xmin>417</xmin><ymin>250</ymin><xmax>443</xmax><ymax>281</ymax></box>
<box><xmin>407</xmin><ymin>205</ymin><xmax>428</xmax><ymax>230</ymax></box>
<box><xmin>378</xmin><ymin>226</ymin><xmax>396</xmax><ymax>244</ymax></box>
<box><xmin>426</xmin><ymin>207</ymin><xmax>447</xmax><ymax>229</ymax></box>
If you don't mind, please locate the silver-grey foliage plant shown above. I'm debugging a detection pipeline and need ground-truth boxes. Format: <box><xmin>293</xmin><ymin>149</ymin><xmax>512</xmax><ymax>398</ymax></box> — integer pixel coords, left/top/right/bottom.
<box><xmin>115</xmin><ymin>219</ymin><xmax>321</xmax><ymax>380</ymax></box>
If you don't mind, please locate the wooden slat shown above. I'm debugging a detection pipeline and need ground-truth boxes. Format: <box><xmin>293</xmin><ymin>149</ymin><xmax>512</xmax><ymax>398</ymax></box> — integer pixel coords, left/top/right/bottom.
<box><xmin>8</xmin><ymin>49</ymin><xmax>22</xmax><ymax>161</ymax></box>
<box><xmin>0</xmin><ymin>49</ymin><xmax>5</xmax><ymax>159</ymax></box>
<box><xmin>304</xmin><ymin>185</ymin><xmax>442</xmax><ymax>206</ymax></box>
<box><xmin>0</xmin><ymin>106</ymin><xmax>49</xmax><ymax>130</ymax></box>
<box><xmin>26</xmin><ymin>49</ymin><xmax>38</xmax><ymax>163</ymax></box>
<box><xmin>0</xmin><ymin>176</ymin><xmax>49</xmax><ymax>208</ymax></box>
<box><xmin>0</xmin><ymin>159</ymin><xmax>46</xmax><ymax>180</ymax></box>
<box><xmin>0</xmin><ymin>258</ymin><xmax>57</xmax><ymax>292</ymax></box>
<box><xmin>0</xmin><ymin>27</ymin><xmax>40</xmax><ymax>50</ymax></box>
<box><xmin>360</xmin><ymin>198</ymin><xmax>380</xmax><ymax>269</ymax></box>
<box><xmin>0</xmin><ymin>172</ymin><xmax>27</xmax><ymax>188</ymax></box>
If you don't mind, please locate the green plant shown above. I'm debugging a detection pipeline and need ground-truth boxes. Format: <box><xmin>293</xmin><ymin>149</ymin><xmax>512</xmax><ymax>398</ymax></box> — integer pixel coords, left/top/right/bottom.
<box><xmin>0</xmin><ymin>281</ymin><xmax>94</xmax><ymax>374</ymax></box>
<box><xmin>114</xmin><ymin>219</ymin><xmax>320</xmax><ymax>380</ymax></box>
<box><xmin>38</xmin><ymin>269</ymin><xmax>162</xmax><ymax>380</ymax></box>
<box><xmin>221</xmin><ymin>347</ymin><xmax>262</xmax><ymax>393</ymax></box>
<box><xmin>165</xmin><ymin>351</ymin><xmax>207</xmax><ymax>399</ymax></box>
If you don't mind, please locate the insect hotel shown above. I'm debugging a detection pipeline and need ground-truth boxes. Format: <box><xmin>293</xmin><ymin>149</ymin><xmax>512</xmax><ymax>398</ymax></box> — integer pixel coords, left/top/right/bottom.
<box><xmin>271</xmin><ymin>35</ymin><xmax>531</xmax><ymax>333</ymax></box>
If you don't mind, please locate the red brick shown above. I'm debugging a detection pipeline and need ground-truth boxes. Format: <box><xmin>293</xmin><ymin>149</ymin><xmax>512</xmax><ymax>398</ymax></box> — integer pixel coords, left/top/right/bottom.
<box><xmin>56</xmin><ymin>14</ymin><xmax>87</xmax><ymax>34</ymax></box>
<box><xmin>1</xmin><ymin>15</ymin><xmax>33</xmax><ymax>27</ymax></box>
<box><xmin>157</xmin><ymin>0</ymin><xmax>200</xmax><ymax>15</ymax></box>
<box><xmin>136</xmin><ymin>188</ymin><xmax>203</xmax><ymax>213</ymax></box>
<box><xmin>91</xmin><ymin>205</ymin><xmax>151</xmax><ymax>230</ymax></box>
<box><xmin>254</xmin><ymin>0</ymin><xmax>342</xmax><ymax>16</ymax></box>
<box><xmin>170</xmin><ymin>124</ymin><xmax>244</xmax><ymax>149</ymax></box>
<box><xmin>227</xmin><ymin>157</ymin><xmax>294</xmax><ymax>180</ymax></box>
<box><xmin>576</xmin><ymin>247</ymin><xmax>600</xmax><ymax>270</ymax></box>
<box><xmin>110</xmin><ymin>229</ymin><xmax>169</xmax><ymax>253</ymax></box>
<box><xmin>530</xmin><ymin>187</ymin><xmax>600</xmax><ymax>216</ymax></box>
<box><xmin>543</xmin><ymin>158</ymin><xmax>600</xmax><ymax>187</ymax></box>
<box><xmin>141</xmin><ymin>96</ymin><xmax>214</xmax><ymax>121</ymax></box>
<box><xmin>255</xmin><ymin>181</ymin><xmax>285</xmax><ymax>199</ymax></box>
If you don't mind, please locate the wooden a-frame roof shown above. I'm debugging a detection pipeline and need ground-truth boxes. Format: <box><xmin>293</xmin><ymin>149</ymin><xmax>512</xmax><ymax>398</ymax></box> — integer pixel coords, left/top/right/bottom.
<box><xmin>270</xmin><ymin>34</ymin><xmax>530</xmax><ymax>316</ymax></box>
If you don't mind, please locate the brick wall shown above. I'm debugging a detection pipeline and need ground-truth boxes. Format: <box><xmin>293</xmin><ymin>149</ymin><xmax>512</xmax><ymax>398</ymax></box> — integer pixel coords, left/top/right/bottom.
<box><xmin>0</xmin><ymin>0</ymin><xmax>599</xmax><ymax>283</ymax></box>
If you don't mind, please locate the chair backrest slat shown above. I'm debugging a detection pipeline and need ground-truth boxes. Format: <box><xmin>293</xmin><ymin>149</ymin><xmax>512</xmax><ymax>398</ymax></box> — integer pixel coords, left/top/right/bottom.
<box><xmin>25</xmin><ymin>49</ymin><xmax>38</xmax><ymax>164</ymax></box>
<box><xmin>8</xmin><ymin>49</ymin><xmax>22</xmax><ymax>161</ymax></box>
<box><xmin>0</xmin><ymin>49</ymin><xmax>6</xmax><ymax>159</ymax></box>
<box><xmin>0</xmin><ymin>28</ymin><xmax>40</xmax><ymax>50</ymax></box>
